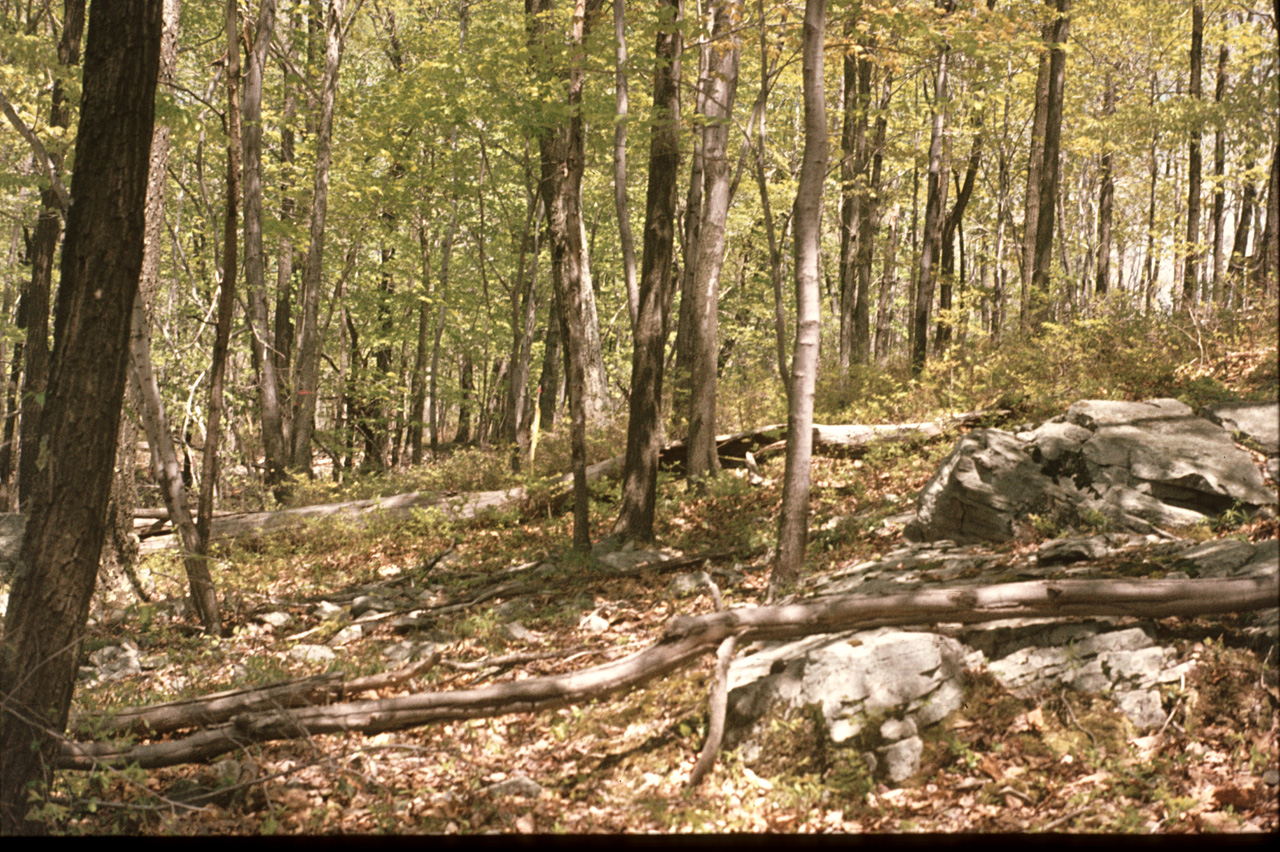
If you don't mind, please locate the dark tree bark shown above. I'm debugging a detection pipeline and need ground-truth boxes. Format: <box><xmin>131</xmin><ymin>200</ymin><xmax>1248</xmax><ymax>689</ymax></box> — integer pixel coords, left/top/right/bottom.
<box><xmin>16</xmin><ymin>0</ymin><xmax>84</xmax><ymax>509</ymax></box>
<box><xmin>0</xmin><ymin>0</ymin><xmax>162</xmax><ymax>833</ymax></box>
<box><xmin>936</xmin><ymin>124</ymin><xmax>982</xmax><ymax>352</ymax></box>
<box><xmin>770</xmin><ymin>0</ymin><xmax>827</xmax><ymax>594</ymax></box>
<box><xmin>242</xmin><ymin>0</ymin><xmax>288</xmax><ymax>491</ymax></box>
<box><xmin>1020</xmin><ymin>40</ymin><xmax>1050</xmax><ymax>331</ymax></box>
<box><xmin>614</xmin><ymin>0</ymin><xmax>681</xmax><ymax>543</ymax></box>
<box><xmin>1095</xmin><ymin>67</ymin><xmax>1116</xmax><ymax>297</ymax></box>
<box><xmin>528</xmin><ymin>0</ymin><xmax>606</xmax><ymax>550</ymax></box>
<box><xmin>1209</xmin><ymin>44</ymin><xmax>1227</xmax><ymax>302</ymax></box>
<box><xmin>290</xmin><ymin>0</ymin><xmax>346</xmax><ymax>475</ymax></box>
<box><xmin>1255</xmin><ymin>141</ymin><xmax>1280</xmax><ymax>300</ymax></box>
<box><xmin>613</xmin><ymin>0</ymin><xmax>638</xmax><ymax>329</ymax></box>
<box><xmin>1028</xmin><ymin>0</ymin><xmax>1069</xmax><ymax>328</ymax></box>
<box><xmin>1182</xmin><ymin>0</ymin><xmax>1203</xmax><ymax>308</ymax></box>
<box><xmin>910</xmin><ymin>0</ymin><xmax>954</xmax><ymax>377</ymax></box>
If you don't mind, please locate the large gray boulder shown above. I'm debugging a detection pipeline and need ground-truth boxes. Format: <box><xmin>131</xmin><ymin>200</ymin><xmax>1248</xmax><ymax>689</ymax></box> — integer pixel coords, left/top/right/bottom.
<box><xmin>907</xmin><ymin>398</ymin><xmax>1276</xmax><ymax>544</ymax></box>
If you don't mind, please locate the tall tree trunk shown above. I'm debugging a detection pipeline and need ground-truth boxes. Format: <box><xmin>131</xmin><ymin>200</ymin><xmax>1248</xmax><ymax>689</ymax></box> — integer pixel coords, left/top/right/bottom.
<box><xmin>16</xmin><ymin>0</ymin><xmax>84</xmax><ymax>509</ymax></box>
<box><xmin>614</xmin><ymin>0</ymin><xmax>681</xmax><ymax>543</ymax></box>
<box><xmin>242</xmin><ymin>0</ymin><xmax>288</xmax><ymax>491</ymax></box>
<box><xmin>0</xmin><ymin>1</ymin><xmax>162</xmax><ymax>833</ymax></box>
<box><xmin>1254</xmin><ymin>141</ymin><xmax>1280</xmax><ymax>301</ymax></box>
<box><xmin>1029</xmin><ymin>0</ymin><xmax>1069</xmax><ymax>328</ymax></box>
<box><xmin>613</xmin><ymin>0</ymin><xmax>638</xmax><ymax>329</ymax></box>
<box><xmin>937</xmin><ymin>123</ymin><xmax>981</xmax><ymax>352</ymax></box>
<box><xmin>1095</xmin><ymin>67</ymin><xmax>1116</xmax><ymax>297</ymax></box>
<box><xmin>685</xmin><ymin>0</ymin><xmax>740</xmax><ymax>482</ymax></box>
<box><xmin>1182</xmin><ymin>0</ymin><xmax>1203</xmax><ymax>308</ymax></box>
<box><xmin>874</xmin><ymin>204</ymin><xmax>899</xmax><ymax>362</ymax></box>
<box><xmin>1210</xmin><ymin>43</ymin><xmax>1228</xmax><ymax>303</ymax></box>
<box><xmin>1020</xmin><ymin>42</ymin><xmax>1050</xmax><ymax>332</ymax></box>
<box><xmin>910</xmin><ymin>0</ymin><xmax>954</xmax><ymax>377</ymax></box>
<box><xmin>770</xmin><ymin>0</ymin><xmax>827</xmax><ymax>594</ymax></box>
<box><xmin>837</xmin><ymin>10</ymin><xmax>868</xmax><ymax>373</ymax></box>
<box><xmin>528</xmin><ymin>0</ymin><xmax>604</xmax><ymax>550</ymax></box>
<box><xmin>409</xmin><ymin>219</ymin><xmax>433</xmax><ymax>465</ymax></box>
<box><xmin>290</xmin><ymin>0</ymin><xmax>345</xmax><ymax>475</ymax></box>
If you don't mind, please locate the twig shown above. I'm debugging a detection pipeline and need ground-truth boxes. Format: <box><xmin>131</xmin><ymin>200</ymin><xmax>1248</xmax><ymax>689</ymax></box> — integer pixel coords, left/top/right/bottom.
<box><xmin>1155</xmin><ymin>696</ymin><xmax>1183</xmax><ymax>738</ymax></box>
<box><xmin>686</xmin><ymin>634</ymin><xmax>738</xmax><ymax>789</ymax></box>
<box><xmin>1058</xmin><ymin>689</ymin><xmax>1099</xmax><ymax>749</ymax></box>
<box><xmin>1038</xmin><ymin>805</ymin><xmax>1091</xmax><ymax>832</ymax></box>
<box><xmin>440</xmin><ymin>644</ymin><xmax>596</xmax><ymax>673</ymax></box>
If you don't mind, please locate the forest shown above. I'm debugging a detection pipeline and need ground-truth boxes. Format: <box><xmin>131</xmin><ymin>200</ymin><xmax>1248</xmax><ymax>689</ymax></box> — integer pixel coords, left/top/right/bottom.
<box><xmin>0</xmin><ymin>0</ymin><xmax>1277</xmax><ymax>836</ymax></box>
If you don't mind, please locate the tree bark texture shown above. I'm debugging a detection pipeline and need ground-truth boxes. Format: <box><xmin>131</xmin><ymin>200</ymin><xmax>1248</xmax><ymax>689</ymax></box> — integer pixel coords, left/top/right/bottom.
<box><xmin>290</xmin><ymin>0</ymin><xmax>345</xmax><ymax>474</ymax></box>
<box><xmin>1029</xmin><ymin>0</ymin><xmax>1069</xmax><ymax>327</ymax></box>
<box><xmin>0</xmin><ymin>1</ymin><xmax>162</xmax><ymax>833</ymax></box>
<box><xmin>685</xmin><ymin>0</ymin><xmax>741</xmax><ymax>482</ymax></box>
<box><xmin>771</xmin><ymin>0</ymin><xmax>827</xmax><ymax>592</ymax></box>
<box><xmin>1182</xmin><ymin>0</ymin><xmax>1203</xmax><ymax>307</ymax></box>
<box><xmin>614</xmin><ymin>0</ymin><xmax>682</xmax><ymax>543</ymax></box>
<box><xmin>1094</xmin><ymin>67</ymin><xmax>1116</xmax><ymax>297</ymax></box>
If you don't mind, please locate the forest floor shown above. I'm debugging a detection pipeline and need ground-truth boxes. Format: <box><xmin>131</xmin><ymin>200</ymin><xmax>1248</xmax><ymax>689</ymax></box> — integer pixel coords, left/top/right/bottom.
<box><xmin>38</xmin><ymin>322</ymin><xmax>1280</xmax><ymax>835</ymax></box>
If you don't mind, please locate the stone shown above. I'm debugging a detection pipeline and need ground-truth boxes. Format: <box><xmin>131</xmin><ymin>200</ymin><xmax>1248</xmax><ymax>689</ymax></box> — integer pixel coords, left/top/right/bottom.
<box><xmin>289</xmin><ymin>644</ymin><xmax>337</xmax><ymax>664</ymax></box>
<box><xmin>313</xmin><ymin>600</ymin><xmax>344</xmax><ymax>619</ymax></box>
<box><xmin>668</xmin><ymin>571</ymin><xmax>711</xmax><ymax>598</ymax></box>
<box><xmin>1204</xmin><ymin>401</ymin><xmax>1280</xmax><ymax>455</ymax></box>
<box><xmin>329</xmin><ymin>625</ymin><xmax>364</xmax><ymax>645</ymax></box>
<box><xmin>482</xmin><ymin>774</ymin><xmax>542</xmax><ymax>798</ymax></box>
<box><xmin>1114</xmin><ymin>689</ymin><xmax>1166</xmax><ymax>731</ymax></box>
<box><xmin>1036</xmin><ymin>535</ymin><xmax>1113</xmax><ymax>565</ymax></box>
<box><xmin>880</xmin><ymin>717</ymin><xmax>918</xmax><ymax>742</ymax></box>
<box><xmin>907</xmin><ymin>398</ymin><xmax>1276</xmax><ymax>545</ymax></box>
<box><xmin>351</xmin><ymin>595</ymin><xmax>394</xmax><ymax>618</ymax></box>
<box><xmin>579</xmin><ymin>612</ymin><xmax>609</xmax><ymax>633</ymax></box>
<box><xmin>256</xmin><ymin>611</ymin><xmax>293</xmax><ymax>629</ymax></box>
<box><xmin>877</xmin><ymin>736</ymin><xmax>923</xmax><ymax>784</ymax></box>
<box><xmin>725</xmin><ymin>628</ymin><xmax>979</xmax><ymax>756</ymax></box>
<box><xmin>501</xmin><ymin>621</ymin><xmax>535</xmax><ymax>643</ymax></box>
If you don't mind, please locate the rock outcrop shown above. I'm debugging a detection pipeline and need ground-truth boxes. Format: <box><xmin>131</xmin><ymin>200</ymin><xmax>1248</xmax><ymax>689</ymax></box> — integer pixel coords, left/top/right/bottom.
<box><xmin>905</xmin><ymin>398</ymin><xmax>1277</xmax><ymax>545</ymax></box>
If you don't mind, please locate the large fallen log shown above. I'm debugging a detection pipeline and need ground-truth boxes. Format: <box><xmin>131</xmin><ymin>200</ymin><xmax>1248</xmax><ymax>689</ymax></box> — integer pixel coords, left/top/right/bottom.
<box><xmin>57</xmin><ymin>571</ymin><xmax>1277</xmax><ymax>770</ymax></box>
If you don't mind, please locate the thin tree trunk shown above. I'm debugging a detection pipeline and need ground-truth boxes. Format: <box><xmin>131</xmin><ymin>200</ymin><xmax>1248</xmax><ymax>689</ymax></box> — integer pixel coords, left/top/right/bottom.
<box><xmin>1029</xmin><ymin>0</ymin><xmax>1069</xmax><ymax>328</ymax></box>
<box><xmin>1095</xmin><ymin>67</ymin><xmax>1116</xmax><ymax>297</ymax></box>
<box><xmin>614</xmin><ymin>0</ymin><xmax>638</xmax><ymax>329</ymax></box>
<box><xmin>1254</xmin><ymin>141</ymin><xmax>1279</xmax><ymax>300</ymax></box>
<box><xmin>290</xmin><ymin>0</ymin><xmax>346</xmax><ymax>474</ymax></box>
<box><xmin>910</xmin><ymin>0</ymin><xmax>954</xmax><ymax>377</ymax></box>
<box><xmin>242</xmin><ymin>0</ymin><xmax>287</xmax><ymax>490</ymax></box>
<box><xmin>614</xmin><ymin>0</ymin><xmax>681</xmax><ymax>543</ymax></box>
<box><xmin>1210</xmin><ymin>44</ymin><xmax>1228</xmax><ymax>303</ymax></box>
<box><xmin>1182</xmin><ymin>0</ymin><xmax>1203</xmax><ymax>308</ymax></box>
<box><xmin>1020</xmin><ymin>42</ymin><xmax>1049</xmax><ymax>332</ymax></box>
<box><xmin>686</xmin><ymin>0</ymin><xmax>740</xmax><ymax>482</ymax></box>
<box><xmin>770</xmin><ymin>0</ymin><xmax>827</xmax><ymax>594</ymax></box>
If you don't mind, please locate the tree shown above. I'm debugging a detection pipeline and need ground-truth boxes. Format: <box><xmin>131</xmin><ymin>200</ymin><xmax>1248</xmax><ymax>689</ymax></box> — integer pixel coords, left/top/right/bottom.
<box><xmin>683</xmin><ymin>0</ymin><xmax>742</xmax><ymax>482</ymax></box>
<box><xmin>910</xmin><ymin>0</ymin><xmax>955</xmax><ymax>377</ymax></box>
<box><xmin>0</xmin><ymin>0</ymin><xmax>163</xmax><ymax>833</ymax></box>
<box><xmin>770</xmin><ymin>0</ymin><xmax>827</xmax><ymax>594</ymax></box>
<box><xmin>1181</xmin><ymin>0</ymin><xmax>1203</xmax><ymax>308</ymax></box>
<box><xmin>528</xmin><ymin>0</ymin><xmax>606</xmax><ymax>550</ymax></box>
<box><xmin>1028</xmin><ymin>0</ymin><xmax>1069</xmax><ymax>327</ymax></box>
<box><xmin>613</xmin><ymin>0</ymin><xmax>682</xmax><ymax>544</ymax></box>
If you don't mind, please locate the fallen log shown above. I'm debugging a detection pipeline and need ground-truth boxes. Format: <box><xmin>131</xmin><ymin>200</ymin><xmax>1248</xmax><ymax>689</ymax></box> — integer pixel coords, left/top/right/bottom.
<box><xmin>57</xmin><ymin>571</ymin><xmax>1277</xmax><ymax>770</ymax></box>
<box><xmin>121</xmin><ymin>411</ymin><xmax>990</xmax><ymax>554</ymax></box>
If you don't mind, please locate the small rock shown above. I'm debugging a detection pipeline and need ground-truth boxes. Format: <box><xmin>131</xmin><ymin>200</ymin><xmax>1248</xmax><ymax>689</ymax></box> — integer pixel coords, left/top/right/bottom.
<box><xmin>1114</xmin><ymin>689</ymin><xmax>1166</xmax><ymax>731</ymax></box>
<box><xmin>482</xmin><ymin>774</ymin><xmax>542</xmax><ymax>798</ymax></box>
<box><xmin>329</xmin><ymin>625</ymin><xmax>364</xmax><ymax>645</ymax></box>
<box><xmin>383</xmin><ymin>640</ymin><xmax>415</xmax><ymax>662</ymax></box>
<box><xmin>351</xmin><ymin>595</ymin><xmax>393</xmax><ymax>617</ymax></box>
<box><xmin>256</xmin><ymin>611</ymin><xmax>293</xmax><ymax>629</ymax></box>
<box><xmin>579</xmin><ymin>612</ymin><xmax>609</xmax><ymax>633</ymax></box>
<box><xmin>880</xmin><ymin>718</ymin><xmax>918</xmax><ymax>742</ymax></box>
<box><xmin>1262</xmin><ymin>769</ymin><xmax>1279</xmax><ymax>787</ymax></box>
<box><xmin>313</xmin><ymin>600</ymin><xmax>344</xmax><ymax>619</ymax></box>
<box><xmin>668</xmin><ymin>571</ymin><xmax>711</xmax><ymax>598</ymax></box>
<box><xmin>289</xmin><ymin>644</ymin><xmax>336</xmax><ymax>664</ymax></box>
<box><xmin>877</xmin><ymin>736</ymin><xmax>923</xmax><ymax>783</ymax></box>
<box><xmin>501</xmin><ymin>622</ymin><xmax>535</xmax><ymax>643</ymax></box>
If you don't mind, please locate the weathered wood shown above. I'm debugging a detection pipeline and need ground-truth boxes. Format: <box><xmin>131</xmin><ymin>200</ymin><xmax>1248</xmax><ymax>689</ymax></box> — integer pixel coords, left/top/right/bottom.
<box><xmin>56</xmin><ymin>571</ymin><xmax>1277</xmax><ymax>770</ymax></box>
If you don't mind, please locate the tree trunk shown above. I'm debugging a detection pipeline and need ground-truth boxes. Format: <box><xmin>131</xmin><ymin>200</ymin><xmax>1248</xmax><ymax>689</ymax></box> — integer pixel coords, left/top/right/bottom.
<box><xmin>1182</xmin><ymin>0</ymin><xmax>1203</xmax><ymax>308</ymax></box>
<box><xmin>1254</xmin><ymin>141</ymin><xmax>1279</xmax><ymax>300</ymax></box>
<box><xmin>1020</xmin><ymin>42</ymin><xmax>1049</xmax><ymax>331</ymax></box>
<box><xmin>1095</xmin><ymin>67</ymin><xmax>1116</xmax><ymax>297</ymax></box>
<box><xmin>409</xmin><ymin>221</ymin><xmax>432</xmax><ymax>465</ymax></box>
<box><xmin>1209</xmin><ymin>43</ymin><xmax>1228</xmax><ymax>303</ymax></box>
<box><xmin>910</xmin><ymin>0</ymin><xmax>954</xmax><ymax>377</ymax></box>
<box><xmin>614</xmin><ymin>0</ymin><xmax>681</xmax><ymax>543</ymax></box>
<box><xmin>16</xmin><ymin>1</ymin><xmax>84</xmax><ymax>509</ymax></box>
<box><xmin>290</xmin><ymin>0</ymin><xmax>346</xmax><ymax>475</ymax></box>
<box><xmin>242</xmin><ymin>0</ymin><xmax>288</xmax><ymax>491</ymax></box>
<box><xmin>0</xmin><ymin>1</ymin><xmax>162</xmax><ymax>833</ymax></box>
<box><xmin>685</xmin><ymin>0</ymin><xmax>740</xmax><ymax>482</ymax></box>
<box><xmin>770</xmin><ymin>0</ymin><xmax>827</xmax><ymax>594</ymax></box>
<box><xmin>528</xmin><ymin>0</ymin><xmax>604</xmax><ymax>551</ymax></box>
<box><xmin>613</xmin><ymin>0</ymin><xmax>638</xmax><ymax>330</ymax></box>
<box><xmin>1029</xmin><ymin>0</ymin><xmax>1069</xmax><ymax>328</ymax></box>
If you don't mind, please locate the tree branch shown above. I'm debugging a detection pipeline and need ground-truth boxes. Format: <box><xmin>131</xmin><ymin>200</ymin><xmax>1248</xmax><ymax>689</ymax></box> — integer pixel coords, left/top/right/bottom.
<box><xmin>0</xmin><ymin>87</ymin><xmax>72</xmax><ymax>213</ymax></box>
